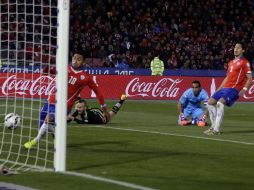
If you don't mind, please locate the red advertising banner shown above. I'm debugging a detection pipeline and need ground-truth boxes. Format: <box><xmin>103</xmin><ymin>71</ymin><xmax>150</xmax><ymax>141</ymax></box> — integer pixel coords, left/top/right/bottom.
<box><xmin>1</xmin><ymin>73</ymin><xmax>254</xmax><ymax>102</ymax></box>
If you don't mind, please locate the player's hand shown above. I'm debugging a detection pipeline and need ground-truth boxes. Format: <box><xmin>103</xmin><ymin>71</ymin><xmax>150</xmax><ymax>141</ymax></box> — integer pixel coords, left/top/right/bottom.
<box><xmin>67</xmin><ymin>115</ymin><xmax>74</xmax><ymax>121</ymax></box>
<box><xmin>238</xmin><ymin>89</ymin><xmax>246</xmax><ymax>97</ymax></box>
<box><xmin>103</xmin><ymin>111</ymin><xmax>110</xmax><ymax>123</ymax></box>
<box><xmin>179</xmin><ymin>113</ymin><xmax>185</xmax><ymax>121</ymax></box>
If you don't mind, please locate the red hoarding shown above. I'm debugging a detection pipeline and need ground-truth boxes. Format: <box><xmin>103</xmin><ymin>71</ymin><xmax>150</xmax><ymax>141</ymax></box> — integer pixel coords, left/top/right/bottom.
<box><xmin>1</xmin><ymin>73</ymin><xmax>254</xmax><ymax>102</ymax></box>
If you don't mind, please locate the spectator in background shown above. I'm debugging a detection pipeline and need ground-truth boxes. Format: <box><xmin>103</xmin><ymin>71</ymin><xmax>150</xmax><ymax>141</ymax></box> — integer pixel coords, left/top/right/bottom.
<box><xmin>67</xmin><ymin>0</ymin><xmax>254</xmax><ymax>69</ymax></box>
<box><xmin>150</xmin><ymin>55</ymin><xmax>164</xmax><ymax>76</ymax></box>
<box><xmin>115</xmin><ymin>54</ymin><xmax>129</xmax><ymax>69</ymax></box>
<box><xmin>1</xmin><ymin>1</ymin><xmax>254</xmax><ymax>69</ymax></box>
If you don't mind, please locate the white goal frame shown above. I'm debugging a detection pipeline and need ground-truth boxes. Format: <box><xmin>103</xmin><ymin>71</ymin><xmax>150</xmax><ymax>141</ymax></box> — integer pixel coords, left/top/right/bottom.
<box><xmin>54</xmin><ymin>0</ymin><xmax>70</xmax><ymax>172</ymax></box>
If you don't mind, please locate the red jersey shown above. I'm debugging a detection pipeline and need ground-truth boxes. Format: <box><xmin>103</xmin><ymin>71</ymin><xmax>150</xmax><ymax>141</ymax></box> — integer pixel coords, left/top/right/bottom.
<box><xmin>48</xmin><ymin>66</ymin><xmax>105</xmax><ymax>110</ymax></box>
<box><xmin>224</xmin><ymin>57</ymin><xmax>251</xmax><ymax>91</ymax></box>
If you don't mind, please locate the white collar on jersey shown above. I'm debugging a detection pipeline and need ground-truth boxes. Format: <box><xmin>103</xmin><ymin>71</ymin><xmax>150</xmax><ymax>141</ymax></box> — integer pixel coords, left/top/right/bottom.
<box><xmin>70</xmin><ymin>66</ymin><xmax>83</xmax><ymax>74</ymax></box>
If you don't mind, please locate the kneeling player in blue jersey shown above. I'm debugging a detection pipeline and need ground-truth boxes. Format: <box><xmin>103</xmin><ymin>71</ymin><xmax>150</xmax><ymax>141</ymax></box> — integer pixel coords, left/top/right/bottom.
<box><xmin>178</xmin><ymin>80</ymin><xmax>209</xmax><ymax>127</ymax></box>
<box><xmin>67</xmin><ymin>94</ymin><xmax>126</xmax><ymax>125</ymax></box>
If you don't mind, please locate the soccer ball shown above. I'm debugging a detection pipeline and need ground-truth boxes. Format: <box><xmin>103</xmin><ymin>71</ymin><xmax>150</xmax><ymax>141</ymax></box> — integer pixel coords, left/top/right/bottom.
<box><xmin>4</xmin><ymin>113</ymin><xmax>21</xmax><ymax>130</ymax></box>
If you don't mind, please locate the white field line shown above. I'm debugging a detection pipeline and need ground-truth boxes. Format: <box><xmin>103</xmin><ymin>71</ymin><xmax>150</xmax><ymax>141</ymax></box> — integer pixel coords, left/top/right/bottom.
<box><xmin>63</xmin><ymin>171</ymin><xmax>156</xmax><ymax>190</ymax></box>
<box><xmin>0</xmin><ymin>159</ymin><xmax>155</xmax><ymax>190</ymax></box>
<box><xmin>80</xmin><ymin>125</ymin><xmax>254</xmax><ymax>146</ymax></box>
<box><xmin>63</xmin><ymin>125</ymin><xmax>254</xmax><ymax>189</ymax></box>
<box><xmin>2</xmin><ymin>125</ymin><xmax>253</xmax><ymax>190</ymax></box>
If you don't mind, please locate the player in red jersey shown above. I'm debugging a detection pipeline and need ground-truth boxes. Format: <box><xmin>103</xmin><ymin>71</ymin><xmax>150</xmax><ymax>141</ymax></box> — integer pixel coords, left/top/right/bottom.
<box><xmin>24</xmin><ymin>53</ymin><xmax>108</xmax><ymax>149</ymax></box>
<box><xmin>204</xmin><ymin>42</ymin><xmax>252</xmax><ymax>135</ymax></box>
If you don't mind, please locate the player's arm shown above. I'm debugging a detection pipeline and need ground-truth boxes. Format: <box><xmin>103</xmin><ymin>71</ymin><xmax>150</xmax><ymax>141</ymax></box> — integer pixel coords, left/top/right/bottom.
<box><xmin>201</xmin><ymin>100</ymin><xmax>208</xmax><ymax>120</ymax></box>
<box><xmin>87</xmin><ymin>77</ymin><xmax>105</xmax><ymax>106</ymax></box>
<box><xmin>87</xmin><ymin>77</ymin><xmax>110</xmax><ymax>118</ymax></box>
<box><xmin>67</xmin><ymin>110</ymin><xmax>78</xmax><ymax>123</ymax></box>
<box><xmin>73</xmin><ymin>118</ymin><xmax>86</xmax><ymax>124</ymax></box>
<box><xmin>239</xmin><ymin>73</ymin><xmax>252</xmax><ymax>97</ymax></box>
<box><xmin>103</xmin><ymin>112</ymin><xmax>110</xmax><ymax>124</ymax></box>
<box><xmin>203</xmin><ymin>100</ymin><xmax>209</xmax><ymax>116</ymax></box>
<box><xmin>177</xmin><ymin>101</ymin><xmax>183</xmax><ymax>114</ymax></box>
<box><xmin>178</xmin><ymin>92</ymin><xmax>187</xmax><ymax>118</ymax></box>
<box><xmin>217</xmin><ymin>76</ymin><xmax>228</xmax><ymax>91</ymax></box>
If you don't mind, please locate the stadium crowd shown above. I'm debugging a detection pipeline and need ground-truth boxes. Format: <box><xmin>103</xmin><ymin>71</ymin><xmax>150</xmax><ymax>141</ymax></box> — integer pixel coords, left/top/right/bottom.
<box><xmin>69</xmin><ymin>0</ymin><xmax>254</xmax><ymax>70</ymax></box>
<box><xmin>1</xmin><ymin>0</ymin><xmax>254</xmax><ymax>70</ymax></box>
<box><xmin>0</xmin><ymin>0</ymin><xmax>57</xmax><ymax>66</ymax></box>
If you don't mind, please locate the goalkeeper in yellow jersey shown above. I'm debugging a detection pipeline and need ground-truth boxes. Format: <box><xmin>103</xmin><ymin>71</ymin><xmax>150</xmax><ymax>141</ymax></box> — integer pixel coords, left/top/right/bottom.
<box><xmin>67</xmin><ymin>94</ymin><xmax>127</xmax><ymax>125</ymax></box>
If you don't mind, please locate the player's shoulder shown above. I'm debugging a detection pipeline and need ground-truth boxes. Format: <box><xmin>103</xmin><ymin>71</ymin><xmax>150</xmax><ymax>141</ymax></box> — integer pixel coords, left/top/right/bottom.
<box><xmin>69</xmin><ymin>66</ymin><xmax>91</xmax><ymax>76</ymax></box>
<box><xmin>238</xmin><ymin>57</ymin><xmax>250</xmax><ymax>64</ymax></box>
<box><xmin>89</xmin><ymin>107</ymin><xmax>101</xmax><ymax>111</ymax></box>
<box><xmin>240</xmin><ymin>57</ymin><xmax>251</xmax><ymax>68</ymax></box>
<box><xmin>200</xmin><ymin>88</ymin><xmax>209</xmax><ymax>97</ymax></box>
<box><xmin>200</xmin><ymin>88</ymin><xmax>208</xmax><ymax>94</ymax></box>
<box><xmin>87</xmin><ymin>107</ymin><xmax>102</xmax><ymax>113</ymax></box>
<box><xmin>183</xmin><ymin>88</ymin><xmax>193</xmax><ymax>96</ymax></box>
<box><xmin>77</xmin><ymin>68</ymin><xmax>91</xmax><ymax>76</ymax></box>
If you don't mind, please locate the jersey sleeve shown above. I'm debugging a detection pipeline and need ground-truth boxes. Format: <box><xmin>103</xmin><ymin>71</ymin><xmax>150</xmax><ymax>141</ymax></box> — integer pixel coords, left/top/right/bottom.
<box><xmin>74</xmin><ymin>118</ymin><xmax>86</xmax><ymax>124</ymax></box>
<box><xmin>179</xmin><ymin>89</ymin><xmax>189</xmax><ymax>104</ymax></box>
<box><xmin>226</xmin><ymin>61</ymin><xmax>231</xmax><ymax>76</ymax></box>
<box><xmin>201</xmin><ymin>89</ymin><xmax>209</xmax><ymax>105</ymax></box>
<box><xmin>243</xmin><ymin>60</ymin><xmax>252</xmax><ymax>74</ymax></box>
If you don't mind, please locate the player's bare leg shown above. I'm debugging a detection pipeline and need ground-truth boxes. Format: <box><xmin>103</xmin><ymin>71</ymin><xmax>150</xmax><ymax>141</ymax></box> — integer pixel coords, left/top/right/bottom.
<box><xmin>24</xmin><ymin>114</ymin><xmax>54</xmax><ymax>149</ymax></box>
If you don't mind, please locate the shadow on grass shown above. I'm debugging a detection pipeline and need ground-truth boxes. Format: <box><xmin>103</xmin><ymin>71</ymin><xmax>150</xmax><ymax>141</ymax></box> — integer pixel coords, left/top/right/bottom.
<box><xmin>222</xmin><ymin>130</ymin><xmax>254</xmax><ymax>134</ymax></box>
<box><xmin>67</xmin><ymin>140</ymin><xmax>203</xmax><ymax>171</ymax></box>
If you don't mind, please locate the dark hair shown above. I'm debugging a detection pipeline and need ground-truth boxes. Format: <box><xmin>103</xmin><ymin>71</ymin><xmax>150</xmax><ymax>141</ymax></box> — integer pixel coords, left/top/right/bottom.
<box><xmin>73</xmin><ymin>51</ymin><xmax>84</xmax><ymax>58</ymax></box>
<box><xmin>235</xmin><ymin>41</ymin><xmax>246</xmax><ymax>50</ymax></box>
<box><xmin>192</xmin><ymin>80</ymin><xmax>201</xmax><ymax>87</ymax></box>
<box><xmin>77</xmin><ymin>99</ymin><xmax>88</xmax><ymax>107</ymax></box>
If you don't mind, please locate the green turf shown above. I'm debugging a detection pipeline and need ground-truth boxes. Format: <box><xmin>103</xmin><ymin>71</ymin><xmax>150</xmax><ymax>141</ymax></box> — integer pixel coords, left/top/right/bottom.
<box><xmin>0</xmin><ymin>99</ymin><xmax>254</xmax><ymax>190</ymax></box>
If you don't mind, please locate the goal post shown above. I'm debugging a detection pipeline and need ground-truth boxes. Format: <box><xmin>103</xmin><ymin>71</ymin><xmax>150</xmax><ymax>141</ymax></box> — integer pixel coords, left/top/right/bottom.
<box><xmin>0</xmin><ymin>0</ymin><xmax>69</xmax><ymax>172</ymax></box>
<box><xmin>54</xmin><ymin>0</ymin><xmax>69</xmax><ymax>172</ymax></box>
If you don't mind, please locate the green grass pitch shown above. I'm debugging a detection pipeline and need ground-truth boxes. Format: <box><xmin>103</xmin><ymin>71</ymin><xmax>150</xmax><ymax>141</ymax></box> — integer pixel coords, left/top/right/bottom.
<box><xmin>0</xmin><ymin>99</ymin><xmax>254</xmax><ymax>190</ymax></box>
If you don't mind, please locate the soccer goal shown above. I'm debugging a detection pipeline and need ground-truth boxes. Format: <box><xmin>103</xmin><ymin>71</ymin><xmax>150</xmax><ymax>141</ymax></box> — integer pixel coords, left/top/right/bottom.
<box><xmin>0</xmin><ymin>0</ymin><xmax>69</xmax><ymax>172</ymax></box>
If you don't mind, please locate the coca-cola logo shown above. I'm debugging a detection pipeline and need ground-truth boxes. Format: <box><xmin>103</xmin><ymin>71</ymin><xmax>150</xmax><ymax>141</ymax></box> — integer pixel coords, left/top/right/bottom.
<box><xmin>125</xmin><ymin>77</ymin><xmax>182</xmax><ymax>98</ymax></box>
<box><xmin>2</xmin><ymin>75</ymin><xmax>56</xmax><ymax>96</ymax></box>
<box><xmin>243</xmin><ymin>80</ymin><xmax>254</xmax><ymax>99</ymax></box>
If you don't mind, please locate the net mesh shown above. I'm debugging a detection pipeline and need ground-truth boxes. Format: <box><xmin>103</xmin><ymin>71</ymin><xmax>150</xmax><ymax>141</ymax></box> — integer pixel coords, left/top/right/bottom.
<box><xmin>0</xmin><ymin>0</ymin><xmax>58</xmax><ymax>171</ymax></box>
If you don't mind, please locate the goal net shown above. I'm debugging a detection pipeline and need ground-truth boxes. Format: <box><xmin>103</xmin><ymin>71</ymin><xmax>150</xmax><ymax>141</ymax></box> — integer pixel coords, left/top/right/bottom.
<box><xmin>0</xmin><ymin>0</ymin><xmax>67</xmax><ymax>172</ymax></box>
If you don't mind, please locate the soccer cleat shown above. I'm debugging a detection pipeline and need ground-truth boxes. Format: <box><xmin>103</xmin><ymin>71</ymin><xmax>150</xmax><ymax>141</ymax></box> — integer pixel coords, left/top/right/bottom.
<box><xmin>197</xmin><ymin>121</ymin><xmax>206</xmax><ymax>127</ymax></box>
<box><xmin>24</xmin><ymin>139</ymin><xmax>37</xmax><ymax>149</ymax></box>
<box><xmin>203</xmin><ymin>128</ymin><xmax>213</xmax><ymax>134</ymax></box>
<box><xmin>204</xmin><ymin>128</ymin><xmax>220</xmax><ymax>135</ymax></box>
<box><xmin>207</xmin><ymin>130</ymin><xmax>220</xmax><ymax>135</ymax></box>
<box><xmin>198</xmin><ymin>115</ymin><xmax>207</xmax><ymax>127</ymax></box>
<box><xmin>120</xmin><ymin>94</ymin><xmax>127</xmax><ymax>101</ymax></box>
<box><xmin>180</xmin><ymin>120</ymin><xmax>191</xmax><ymax>126</ymax></box>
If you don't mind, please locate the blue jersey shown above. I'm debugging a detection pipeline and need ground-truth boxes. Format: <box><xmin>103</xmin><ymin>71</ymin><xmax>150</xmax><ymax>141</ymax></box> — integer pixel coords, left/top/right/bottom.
<box><xmin>180</xmin><ymin>88</ymin><xmax>209</xmax><ymax>110</ymax></box>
